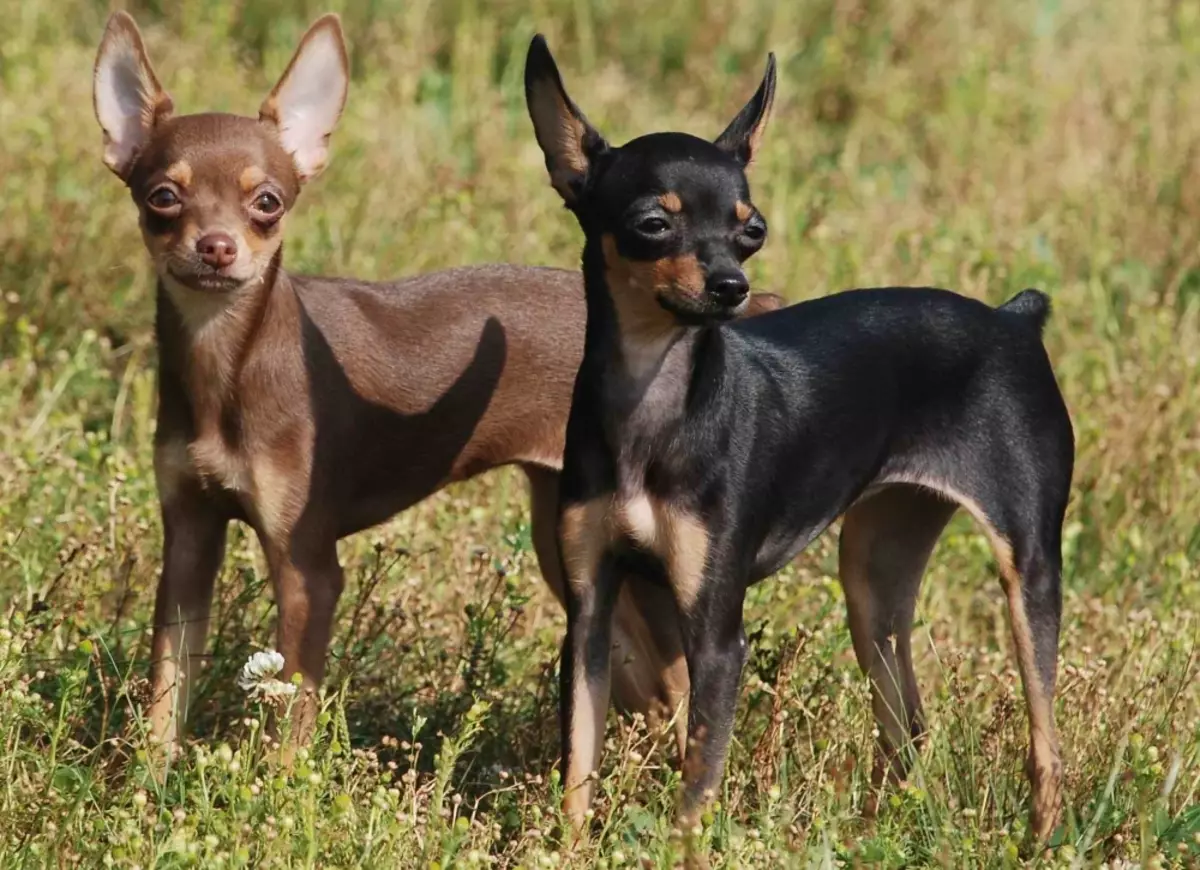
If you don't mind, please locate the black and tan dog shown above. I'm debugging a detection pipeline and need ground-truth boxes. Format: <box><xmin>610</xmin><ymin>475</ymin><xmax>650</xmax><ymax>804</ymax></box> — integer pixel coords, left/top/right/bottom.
<box><xmin>525</xmin><ymin>36</ymin><xmax>1074</xmax><ymax>845</ymax></box>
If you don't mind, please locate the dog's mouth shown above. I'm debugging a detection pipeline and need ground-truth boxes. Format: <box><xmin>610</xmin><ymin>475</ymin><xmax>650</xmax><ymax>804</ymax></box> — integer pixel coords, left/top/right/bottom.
<box><xmin>164</xmin><ymin>267</ymin><xmax>245</xmax><ymax>293</ymax></box>
<box><xmin>656</xmin><ymin>289</ymin><xmax>748</xmax><ymax>324</ymax></box>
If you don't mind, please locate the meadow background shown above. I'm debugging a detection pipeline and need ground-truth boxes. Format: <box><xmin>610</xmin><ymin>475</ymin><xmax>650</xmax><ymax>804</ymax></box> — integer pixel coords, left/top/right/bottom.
<box><xmin>1</xmin><ymin>0</ymin><xmax>1199</xmax><ymax>866</ymax></box>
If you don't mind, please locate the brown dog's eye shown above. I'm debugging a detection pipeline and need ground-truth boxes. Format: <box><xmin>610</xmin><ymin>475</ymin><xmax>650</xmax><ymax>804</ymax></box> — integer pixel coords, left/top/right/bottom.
<box><xmin>251</xmin><ymin>191</ymin><xmax>283</xmax><ymax>219</ymax></box>
<box><xmin>146</xmin><ymin>187</ymin><xmax>181</xmax><ymax>214</ymax></box>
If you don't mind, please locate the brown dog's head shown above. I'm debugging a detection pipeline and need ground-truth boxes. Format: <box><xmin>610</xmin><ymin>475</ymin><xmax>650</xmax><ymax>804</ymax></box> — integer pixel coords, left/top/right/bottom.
<box><xmin>93</xmin><ymin>13</ymin><xmax>348</xmax><ymax>299</ymax></box>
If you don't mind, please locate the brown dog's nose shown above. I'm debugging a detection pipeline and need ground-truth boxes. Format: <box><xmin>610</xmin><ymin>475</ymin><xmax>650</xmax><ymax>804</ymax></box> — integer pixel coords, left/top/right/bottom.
<box><xmin>196</xmin><ymin>232</ymin><xmax>238</xmax><ymax>269</ymax></box>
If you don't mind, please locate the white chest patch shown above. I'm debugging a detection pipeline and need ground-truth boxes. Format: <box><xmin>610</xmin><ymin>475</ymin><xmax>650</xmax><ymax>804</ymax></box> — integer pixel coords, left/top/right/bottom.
<box><xmin>618</xmin><ymin>492</ymin><xmax>658</xmax><ymax>548</ymax></box>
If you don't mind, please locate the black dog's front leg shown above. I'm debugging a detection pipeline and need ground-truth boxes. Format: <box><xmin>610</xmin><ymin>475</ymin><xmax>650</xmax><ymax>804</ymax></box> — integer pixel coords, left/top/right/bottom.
<box><xmin>678</xmin><ymin>577</ymin><xmax>749</xmax><ymax>832</ymax></box>
<box><xmin>558</xmin><ymin>500</ymin><xmax>622</xmax><ymax>833</ymax></box>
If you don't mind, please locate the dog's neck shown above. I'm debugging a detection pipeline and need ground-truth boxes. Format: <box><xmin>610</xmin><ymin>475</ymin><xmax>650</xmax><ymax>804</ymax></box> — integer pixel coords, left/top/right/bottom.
<box><xmin>580</xmin><ymin>242</ymin><xmax>716</xmax><ymax>462</ymax></box>
<box><xmin>155</xmin><ymin>252</ymin><xmax>284</xmax><ymax>438</ymax></box>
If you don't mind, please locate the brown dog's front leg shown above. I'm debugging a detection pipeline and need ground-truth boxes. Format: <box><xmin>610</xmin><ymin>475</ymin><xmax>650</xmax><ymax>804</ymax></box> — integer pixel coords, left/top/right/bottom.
<box><xmin>147</xmin><ymin>487</ymin><xmax>228</xmax><ymax>755</ymax></box>
<box><xmin>266</xmin><ymin>537</ymin><xmax>345</xmax><ymax>748</ymax></box>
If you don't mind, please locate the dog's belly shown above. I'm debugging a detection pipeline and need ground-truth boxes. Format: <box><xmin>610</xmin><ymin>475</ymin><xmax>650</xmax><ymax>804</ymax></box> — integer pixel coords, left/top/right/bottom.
<box><xmin>746</xmin><ymin>470</ymin><xmax>881</xmax><ymax>581</ymax></box>
<box><xmin>751</xmin><ymin>520</ymin><xmax>832</xmax><ymax>581</ymax></box>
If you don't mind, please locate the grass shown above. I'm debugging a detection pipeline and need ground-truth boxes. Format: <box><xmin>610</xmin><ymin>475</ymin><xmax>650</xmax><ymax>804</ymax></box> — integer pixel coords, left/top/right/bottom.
<box><xmin>1</xmin><ymin>0</ymin><xmax>1199</xmax><ymax>866</ymax></box>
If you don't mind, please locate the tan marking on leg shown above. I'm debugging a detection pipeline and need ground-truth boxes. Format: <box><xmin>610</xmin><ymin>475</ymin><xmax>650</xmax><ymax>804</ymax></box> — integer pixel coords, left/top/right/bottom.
<box><xmin>165</xmin><ymin>160</ymin><xmax>192</xmax><ymax>189</ymax></box>
<box><xmin>239</xmin><ymin>165</ymin><xmax>268</xmax><ymax>193</ymax></box>
<box><xmin>664</xmin><ymin>509</ymin><xmax>709</xmax><ymax>614</ymax></box>
<box><xmin>734</xmin><ymin>200</ymin><xmax>753</xmax><ymax>222</ymax></box>
<box><xmin>617</xmin><ymin>494</ymin><xmax>709</xmax><ymax>613</ymax></box>
<box><xmin>997</xmin><ymin>551</ymin><xmax>1062</xmax><ymax>842</ymax></box>
<box><xmin>658</xmin><ymin>191</ymin><xmax>683</xmax><ymax>213</ymax></box>
<box><xmin>559</xmin><ymin>496</ymin><xmax>616</xmax><ymax>828</ymax></box>
<box><xmin>560</xmin><ymin>497</ymin><xmax>613</xmax><ymax>595</ymax></box>
<box><xmin>564</xmin><ymin>660</ymin><xmax>609</xmax><ymax>828</ymax></box>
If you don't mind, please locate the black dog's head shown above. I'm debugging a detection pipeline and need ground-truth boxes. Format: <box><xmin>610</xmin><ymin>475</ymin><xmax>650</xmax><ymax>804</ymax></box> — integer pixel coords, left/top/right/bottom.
<box><xmin>525</xmin><ymin>35</ymin><xmax>775</xmax><ymax>322</ymax></box>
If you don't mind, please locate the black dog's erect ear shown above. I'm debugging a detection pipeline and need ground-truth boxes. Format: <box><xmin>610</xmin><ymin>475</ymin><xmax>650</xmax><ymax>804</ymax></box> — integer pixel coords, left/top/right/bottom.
<box><xmin>524</xmin><ymin>34</ymin><xmax>609</xmax><ymax>205</ymax></box>
<box><xmin>714</xmin><ymin>53</ymin><xmax>777</xmax><ymax>166</ymax></box>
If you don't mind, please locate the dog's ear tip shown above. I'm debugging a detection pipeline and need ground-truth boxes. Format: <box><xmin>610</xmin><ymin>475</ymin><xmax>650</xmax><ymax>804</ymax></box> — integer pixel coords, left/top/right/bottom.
<box><xmin>101</xmin><ymin>9</ymin><xmax>139</xmax><ymax>41</ymax></box>
<box><xmin>527</xmin><ymin>33</ymin><xmax>555</xmax><ymax>67</ymax></box>
<box><xmin>312</xmin><ymin>13</ymin><xmax>345</xmax><ymax>36</ymax></box>
<box><xmin>764</xmin><ymin>53</ymin><xmax>778</xmax><ymax>83</ymax></box>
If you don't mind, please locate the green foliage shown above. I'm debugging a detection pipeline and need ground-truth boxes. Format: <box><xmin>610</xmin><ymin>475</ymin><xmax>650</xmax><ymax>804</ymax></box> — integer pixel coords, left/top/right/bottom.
<box><xmin>1</xmin><ymin>0</ymin><xmax>1198</xmax><ymax>866</ymax></box>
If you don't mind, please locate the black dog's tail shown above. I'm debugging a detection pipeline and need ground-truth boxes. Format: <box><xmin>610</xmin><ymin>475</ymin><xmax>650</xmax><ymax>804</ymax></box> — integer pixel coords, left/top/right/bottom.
<box><xmin>998</xmin><ymin>288</ymin><xmax>1051</xmax><ymax>334</ymax></box>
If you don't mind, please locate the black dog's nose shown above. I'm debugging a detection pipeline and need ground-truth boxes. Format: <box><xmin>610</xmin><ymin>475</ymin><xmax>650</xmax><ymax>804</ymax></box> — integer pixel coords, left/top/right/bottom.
<box><xmin>196</xmin><ymin>232</ymin><xmax>238</xmax><ymax>270</ymax></box>
<box><xmin>709</xmin><ymin>272</ymin><xmax>749</xmax><ymax>305</ymax></box>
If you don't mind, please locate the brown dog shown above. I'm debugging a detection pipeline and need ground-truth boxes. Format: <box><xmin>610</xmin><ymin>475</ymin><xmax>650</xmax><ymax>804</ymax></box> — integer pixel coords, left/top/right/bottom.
<box><xmin>92</xmin><ymin>12</ymin><xmax>784</xmax><ymax>752</ymax></box>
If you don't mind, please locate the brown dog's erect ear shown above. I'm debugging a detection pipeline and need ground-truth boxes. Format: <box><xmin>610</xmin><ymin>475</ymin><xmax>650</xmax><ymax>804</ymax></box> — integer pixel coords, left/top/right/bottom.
<box><xmin>259</xmin><ymin>14</ymin><xmax>349</xmax><ymax>183</ymax></box>
<box><xmin>93</xmin><ymin>12</ymin><xmax>173</xmax><ymax>179</ymax></box>
<box><xmin>714</xmin><ymin>54</ymin><xmax>777</xmax><ymax>166</ymax></box>
<box><xmin>524</xmin><ymin>34</ymin><xmax>608</xmax><ymax>205</ymax></box>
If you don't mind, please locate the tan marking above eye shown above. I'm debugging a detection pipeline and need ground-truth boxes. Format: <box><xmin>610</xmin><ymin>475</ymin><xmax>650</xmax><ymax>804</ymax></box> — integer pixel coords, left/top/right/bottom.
<box><xmin>165</xmin><ymin>161</ymin><xmax>193</xmax><ymax>189</ymax></box>
<box><xmin>735</xmin><ymin>201</ymin><xmax>753</xmax><ymax>222</ymax></box>
<box><xmin>658</xmin><ymin>192</ymin><xmax>683</xmax><ymax>213</ymax></box>
<box><xmin>239</xmin><ymin>166</ymin><xmax>268</xmax><ymax>193</ymax></box>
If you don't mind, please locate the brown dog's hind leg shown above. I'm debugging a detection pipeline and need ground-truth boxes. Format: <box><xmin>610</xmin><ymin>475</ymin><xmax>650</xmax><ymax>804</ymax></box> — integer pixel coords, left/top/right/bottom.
<box><xmin>839</xmin><ymin>485</ymin><xmax>956</xmax><ymax>810</ymax></box>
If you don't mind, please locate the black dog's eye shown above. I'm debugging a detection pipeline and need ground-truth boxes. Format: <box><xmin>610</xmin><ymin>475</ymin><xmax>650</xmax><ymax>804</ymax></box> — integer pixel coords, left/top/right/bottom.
<box><xmin>743</xmin><ymin>222</ymin><xmax>766</xmax><ymax>242</ymax></box>
<box><xmin>251</xmin><ymin>191</ymin><xmax>283</xmax><ymax>218</ymax></box>
<box><xmin>146</xmin><ymin>187</ymin><xmax>180</xmax><ymax>213</ymax></box>
<box><xmin>635</xmin><ymin>216</ymin><xmax>671</xmax><ymax>236</ymax></box>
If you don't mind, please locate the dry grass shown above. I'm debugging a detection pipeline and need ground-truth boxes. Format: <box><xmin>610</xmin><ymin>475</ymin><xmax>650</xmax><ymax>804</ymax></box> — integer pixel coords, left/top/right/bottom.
<box><xmin>0</xmin><ymin>0</ymin><xmax>1198</xmax><ymax>866</ymax></box>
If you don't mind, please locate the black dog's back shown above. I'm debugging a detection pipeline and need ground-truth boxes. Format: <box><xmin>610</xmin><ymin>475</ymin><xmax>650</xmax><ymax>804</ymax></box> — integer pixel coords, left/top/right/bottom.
<box><xmin>710</xmin><ymin>287</ymin><xmax>1072</xmax><ymax>577</ymax></box>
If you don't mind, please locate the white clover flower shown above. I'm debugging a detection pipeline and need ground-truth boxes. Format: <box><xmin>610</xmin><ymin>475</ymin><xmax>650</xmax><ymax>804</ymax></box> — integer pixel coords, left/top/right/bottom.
<box><xmin>237</xmin><ymin>650</ymin><xmax>295</xmax><ymax>700</ymax></box>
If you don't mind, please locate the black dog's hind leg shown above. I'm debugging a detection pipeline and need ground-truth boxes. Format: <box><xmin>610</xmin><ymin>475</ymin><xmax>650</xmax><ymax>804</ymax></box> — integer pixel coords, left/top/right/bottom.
<box><xmin>998</xmin><ymin>521</ymin><xmax>1064</xmax><ymax>843</ymax></box>
<box><xmin>865</xmin><ymin>469</ymin><xmax>1067</xmax><ymax>843</ymax></box>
